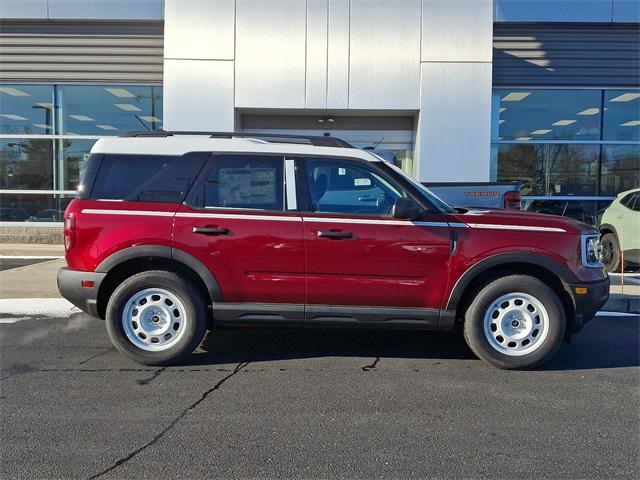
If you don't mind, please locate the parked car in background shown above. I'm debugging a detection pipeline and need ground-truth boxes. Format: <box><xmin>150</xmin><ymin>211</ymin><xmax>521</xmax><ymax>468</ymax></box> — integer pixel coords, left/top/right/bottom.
<box><xmin>0</xmin><ymin>207</ymin><xmax>29</xmax><ymax>222</ymax></box>
<box><xmin>599</xmin><ymin>188</ymin><xmax>640</xmax><ymax>272</ymax></box>
<box><xmin>422</xmin><ymin>182</ymin><xmax>521</xmax><ymax>210</ymax></box>
<box><xmin>26</xmin><ymin>208</ymin><xmax>63</xmax><ymax>222</ymax></box>
<box><xmin>522</xmin><ymin>196</ymin><xmax>615</xmax><ymax>227</ymax></box>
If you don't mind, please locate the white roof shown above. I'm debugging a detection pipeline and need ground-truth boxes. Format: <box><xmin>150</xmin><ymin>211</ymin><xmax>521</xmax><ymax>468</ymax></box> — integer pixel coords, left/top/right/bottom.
<box><xmin>90</xmin><ymin>135</ymin><xmax>379</xmax><ymax>162</ymax></box>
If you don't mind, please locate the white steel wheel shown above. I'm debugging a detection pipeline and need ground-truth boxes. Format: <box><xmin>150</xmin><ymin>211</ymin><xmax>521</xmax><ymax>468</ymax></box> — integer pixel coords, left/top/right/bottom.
<box><xmin>121</xmin><ymin>287</ymin><xmax>188</xmax><ymax>352</ymax></box>
<box><xmin>483</xmin><ymin>292</ymin><xmax>549</xmax><ymax>356</ymax></box>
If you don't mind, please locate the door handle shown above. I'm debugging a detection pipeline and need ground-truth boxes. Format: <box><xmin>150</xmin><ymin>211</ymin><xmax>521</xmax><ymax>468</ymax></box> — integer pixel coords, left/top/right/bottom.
<box><xmin>317</xmin><ymin>230</ymin><xmax>353</xmax><ymax>239</ymax></box>
<box><xmin>193</xmin><ymin>226</ymin><xmax>230</xmax><ymax>236</ymax></box>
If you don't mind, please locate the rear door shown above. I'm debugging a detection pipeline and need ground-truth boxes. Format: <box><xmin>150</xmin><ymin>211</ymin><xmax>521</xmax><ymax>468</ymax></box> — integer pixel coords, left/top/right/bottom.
<box><xmin>299</xmin><ymin>157</ymin><xmax>451</xmax><ymax>310</ymax></box>
<box><xmin>173</xmin><ymin>154</ymin><xmax>305</xmax><ymax>315</ymax></box>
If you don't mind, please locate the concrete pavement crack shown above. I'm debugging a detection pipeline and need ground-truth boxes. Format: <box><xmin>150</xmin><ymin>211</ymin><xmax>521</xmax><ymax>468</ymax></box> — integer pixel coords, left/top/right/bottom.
<box><xmin>362</xmin><ymin>354</ymin><xmax>380</xmax><ymax>372</ymax></box>
<box><xmin>136</xmin><ymin>366</ymin><xmax>166</xmax><ymax>385</ymax></box>
<box><xmin>88</xmin><ymin>361</ymin><xmax>250</xmax><ymax>480</ymax></box>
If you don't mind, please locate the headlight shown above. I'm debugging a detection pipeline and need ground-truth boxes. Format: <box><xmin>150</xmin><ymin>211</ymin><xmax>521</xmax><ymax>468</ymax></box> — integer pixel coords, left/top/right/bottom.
<box><xmin>581</xmin><ymin>234</ymin><xmax>603</xmax><ymax>268</ymax></box>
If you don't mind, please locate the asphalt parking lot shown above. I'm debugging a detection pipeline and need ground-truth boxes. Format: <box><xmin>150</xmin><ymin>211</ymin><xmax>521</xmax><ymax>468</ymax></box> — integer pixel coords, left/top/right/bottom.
<box><xmin>1</xmin><ymin>312</ymin><xmax>638</xmax><ymax>480</ymax></box>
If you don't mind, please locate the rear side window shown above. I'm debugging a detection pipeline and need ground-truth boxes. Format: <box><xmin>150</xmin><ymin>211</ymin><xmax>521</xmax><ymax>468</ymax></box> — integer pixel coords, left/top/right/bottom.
<box><xmin>89</xmin><ymin>153</ymin><xmax>207</xmax><ymax>202</ymax></box>
<box><xmin>197</xmin><ymin>155</ymin><xmax>284</xmax><ymax>211</ymax></box>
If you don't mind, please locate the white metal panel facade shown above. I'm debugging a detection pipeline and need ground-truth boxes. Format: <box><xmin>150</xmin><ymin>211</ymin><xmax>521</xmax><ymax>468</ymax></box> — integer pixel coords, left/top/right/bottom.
<box><xmin>163</xmin><ymin>59</ymin><xmax>235</xmax><ymax>131</ymax></box>
<box><xmin>305</xmin><ymin>0</ymin><xmax>329</xmax><ymax>108</ymax></box>
<box><xmin>164</xmin><ymin>0</ymin><xmax>235</xmax><ymax>60</ymax></box>
<box><xmin>235</xmin><ymin>0</ymin><xmax>307</xmax><ymax>108</ymax></box>
<box><xmin>326</xmin><ymin>0</ymin><xmax>350</xmax><ymax>109</ymax></box>
<box><xmin>348</xmin><ymin>0</ymin><xmax>421</xmax><ymax>109</ymax></box>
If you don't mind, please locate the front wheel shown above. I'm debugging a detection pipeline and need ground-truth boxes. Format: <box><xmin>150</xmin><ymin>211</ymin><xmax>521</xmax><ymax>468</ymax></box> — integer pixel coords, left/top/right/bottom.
<box><xmin>463</xmin><ymin>275</ymin><xmax>565</xmax><ymax>369</ymax></box>
<box><xmin>105</xmin><ymin>270</ymin><xmax>207</xmax><ymax>365</ymax></box>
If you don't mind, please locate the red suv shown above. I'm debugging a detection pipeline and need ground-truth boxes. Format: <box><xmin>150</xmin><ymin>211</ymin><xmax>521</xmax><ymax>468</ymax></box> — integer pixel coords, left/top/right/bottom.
<box><xmin>58</xmin><ymin>132</ymin><xmax>609</xmax><ymax>369</ymax></box>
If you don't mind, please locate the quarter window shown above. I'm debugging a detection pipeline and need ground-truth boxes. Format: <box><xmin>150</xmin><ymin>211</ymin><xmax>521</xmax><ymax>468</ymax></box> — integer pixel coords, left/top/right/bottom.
<box><xmin>201</xmin><ymin>155</ymin><xmax>284</xmax><ymax>211</ymax></box>
<box><xmin>304</xmin><ymin>159</ymin><xmax>403</xmax><ymax>216</ymax></box>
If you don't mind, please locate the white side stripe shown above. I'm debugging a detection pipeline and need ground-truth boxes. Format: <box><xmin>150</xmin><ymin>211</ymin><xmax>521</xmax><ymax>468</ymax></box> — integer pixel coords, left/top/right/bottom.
<box><xmin>82</xmin><ymin>209</ymin><xmax>173</xmax><ymax>217</ymax></box>
<box><xmin>80</xmin><ymin>209</ymin><xmax>565</xmax><ymax>232</ymax></box>
<box><xmin>176</xmin><ymin>212</ymin><xmax>302</xmax><ymax>222</ymax></box>
<box><xmin>467</xmin><ymin>223</ymin><xmax>566</xmax><ymax>233</ymax></box>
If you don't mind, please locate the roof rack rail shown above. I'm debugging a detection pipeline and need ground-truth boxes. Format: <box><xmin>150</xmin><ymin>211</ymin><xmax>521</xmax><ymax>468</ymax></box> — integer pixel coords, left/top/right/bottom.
<box><xmin>121</xmin><ymin>130</ymin><xmax>354</xmax><ymax>148</ymax></box>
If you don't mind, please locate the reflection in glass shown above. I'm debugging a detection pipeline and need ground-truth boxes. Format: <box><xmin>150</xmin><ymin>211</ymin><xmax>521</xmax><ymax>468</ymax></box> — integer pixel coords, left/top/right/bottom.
<box><xmin>0</xmin><ymin>193</ymin><xmax>74</xmax><ymax>222</ymax></box>
<box><xmin>603</xmin><ymin>90</ymin><xmax>640</xmax><ymax>141</ymax></box>
<box><xmin>57</xmin><ymin>138</ymin><xmax>97</xmax><ymax>190</ymax></box>
<box><xmin>494</xmin><ymin>89</ymin><xmax>601</xmax><ymax>141</ymax></box>
<box><xmin>0</xmin><ymin>138</ymin><xmax>53</xmax><ymax>189</ymax></box>
<box><xmin>58</xmin><ymin>85</ymin><xmax>163</xmax><ymax>135</ymax></box>
<box><xmin>0</xmin><ymin>84</ymin><xmax>55</xmax><ymax>134</ymax></box>
<box><xmin>496</xmin><ymin>143</ymin><xmax>599</xmax><ymax>196</ymax></box>
<box><xmin>601</xmin><ymin>145</ymin><xmax>640</xmax><ymax>195</ymax></box>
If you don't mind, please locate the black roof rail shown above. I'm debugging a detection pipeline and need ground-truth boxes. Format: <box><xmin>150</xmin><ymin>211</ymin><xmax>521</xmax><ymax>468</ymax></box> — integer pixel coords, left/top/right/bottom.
<box><xmin>121</xmin><ymin>130</ymin><xmax>354</xmax><ymax>148</ymax></box>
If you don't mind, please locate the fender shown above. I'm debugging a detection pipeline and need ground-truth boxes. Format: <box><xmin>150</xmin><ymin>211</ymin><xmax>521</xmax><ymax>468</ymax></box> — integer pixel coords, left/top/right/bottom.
<box><xmin>446</xmin><ymin>251</ymin><xmax>579</xmax><ymax>311</ymax></box>
<box><xmin>599</xmin><ymin>223</ymin><xmax>619</xmax><ymax>239</ymax></box>
<box><xmin>95</xmin><ymin>245</ymin><xmax>223</xmax><ymax>303</ymax></box>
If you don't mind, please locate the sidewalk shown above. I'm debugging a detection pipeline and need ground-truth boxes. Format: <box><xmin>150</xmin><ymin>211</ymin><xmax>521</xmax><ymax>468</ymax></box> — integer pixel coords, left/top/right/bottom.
<box><xmin>0</xmin><ymin>243</ymin><xmax>64</xmax><ymax>257</ymax></box>
<box><xmin>0</xmin><ymin>256</ymin><xmax>637</xmax><ymax>314</ymax></box>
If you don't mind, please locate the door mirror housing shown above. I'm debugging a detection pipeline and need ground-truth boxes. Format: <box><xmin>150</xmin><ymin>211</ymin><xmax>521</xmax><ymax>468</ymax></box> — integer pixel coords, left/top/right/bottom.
<box><xmin>391</xmin><ymin>197</ymin><xmax>424</xmax><ymax>220</ymax></box>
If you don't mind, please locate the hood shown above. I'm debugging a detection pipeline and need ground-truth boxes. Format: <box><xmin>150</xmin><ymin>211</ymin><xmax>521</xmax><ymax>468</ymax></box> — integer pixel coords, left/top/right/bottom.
<box><xmin>448</xmin><ymin>208</ymin><xmax>597</xmax><ymax>235</ymax></box>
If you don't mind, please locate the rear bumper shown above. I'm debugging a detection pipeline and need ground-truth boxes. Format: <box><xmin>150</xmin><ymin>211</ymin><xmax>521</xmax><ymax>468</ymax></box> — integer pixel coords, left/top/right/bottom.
<box><xmin>567</xmin><ymin>277</ymin><xmax>610</xmax><ymax>333</ymax></box>
<box><xmin>57</xmin><ymin>267</ymin><xmax>106</xmax><ymax>318</ymax></box>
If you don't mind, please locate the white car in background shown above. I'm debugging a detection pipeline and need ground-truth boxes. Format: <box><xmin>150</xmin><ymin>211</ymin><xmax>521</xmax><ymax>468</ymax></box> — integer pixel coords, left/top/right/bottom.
<box><xmin>600</xmin><ymin>187</ymin><xmax>640</xmax><ymax>272</ymax></box>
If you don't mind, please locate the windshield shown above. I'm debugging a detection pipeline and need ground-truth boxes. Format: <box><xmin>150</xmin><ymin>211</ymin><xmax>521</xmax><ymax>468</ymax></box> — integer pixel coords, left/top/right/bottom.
<box><xmin>381</xmin><ymin>162</ymin><xmax>456</xmax><ymax>213</ymax></box>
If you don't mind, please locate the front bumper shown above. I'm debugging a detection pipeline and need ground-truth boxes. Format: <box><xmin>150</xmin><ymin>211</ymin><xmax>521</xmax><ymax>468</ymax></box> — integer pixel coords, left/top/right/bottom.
<box><xmin>57</xmin><ymin>267</ymin><xmax>106</xmax><ymax>318</ymax></box>
<box><xmin>567</xmin><ymin>277</ymin><xmax>610</xmax><ymax>333</ymax></box>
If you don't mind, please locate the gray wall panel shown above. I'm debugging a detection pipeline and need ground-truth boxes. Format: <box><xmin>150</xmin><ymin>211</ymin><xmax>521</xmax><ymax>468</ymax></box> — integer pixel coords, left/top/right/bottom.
<box><xmin>306</xmin><ymin>0</ymin><xmax>328</xmax><ymax>109</ymax></box>
<box><xmin>613</xmin><ymin>0</ymin><xmax>640</xmax><ymax>22</ymax></box>
<box><xmin>327</xmin><ymin>0</ymin><xmax>349</xmax><ymax>109</ymax></box>
<box><xmin>235</xmin><ymin>0</ymin><xmax>306</xmax><ymax>108</ymax></box>
<box><xmin>495</xmin><ymin>0</ymin><xmax>613</xmax><ymax>23</ymax></box>
<box><xmin>164</xmin><ymin>0</ymin><xmax>235</xmax><ymax>60</ymax></box>
<box><xmin>416</xmin><ymin>62</ymin><xmax>492</xmax><ymax>182</ymax></box>
<box><xmin>422</xmin><ymin>0</ymin><xmax>492</xmax><ymax>62</ymax></box>
<box><xmin>0</xmin><ymin>0</ymin><xmax>48</xmax><ymax>18</ymax></box>
<box><xmin>349</xmin><ymin>0</ymin><xmax>421</xmax><ymax>109</ymax></box>
<box><xmin>493</xmin><ymin>24</ymin><xmax>640</xmax><ymax>87</ymax></box>
<box><xmin>0</xmin><ymin>21</ymin><xmax>163</xmax><ymax>83</ymax></box>
<box><xmin>49</xmin><ymin>0</ymin><xmax>164</xmax><ymax>20</ymax></box>
<box><xmin>163</xmin><ymin>59</ymin><xmax>235</xmax><ymax>131</ymax></box>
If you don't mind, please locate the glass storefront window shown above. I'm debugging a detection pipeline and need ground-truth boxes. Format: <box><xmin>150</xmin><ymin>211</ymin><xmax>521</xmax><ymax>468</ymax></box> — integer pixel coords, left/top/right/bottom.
<box><xmin>57</xmin><ymin>138</ymin><xmax>97</xmax><ymax>190</ymax></box>
<box><xmin>0</xmin><ymin>138</ymin><xmax>53</xmax><ymax>190</ymax></box>
<box><xmin>0</xmin><ymin>192</ymin><xmax>74</xmax><ymax>222</ymax></box>
<box><xmin>494</xmin><ymin>89</ymin><xmax>602</xmax><ymax>141</ymax></box>
<box><xmin>496</xmin><ymin>143</ymin><xmax>599</xmax><ymax>196</ymax></box>
<box><xmin>58</xmin><ymin>85</ymin><xmax>163</xmax><ymax>136</ymax></box>
<box><xmin>0</xmin><ymin>85</ymin><xmax>55</xmax><ymax>135</ymax></box>
<box><xmin>601</xmin><ymin>145</ymin><xmax>640</xmax><ymax>195</ymax></box>
<box><xmin>603</xmin><ymin>90</ymin><xmax>640</xmax><ymax>142</ymax></box>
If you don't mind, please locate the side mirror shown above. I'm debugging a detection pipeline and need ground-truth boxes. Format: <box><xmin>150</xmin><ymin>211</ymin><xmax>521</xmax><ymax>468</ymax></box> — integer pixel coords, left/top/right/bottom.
<box><xmin>391</xmin><ymin>197</ymin><xmax>424</xmax><ymax>220</ymax></box>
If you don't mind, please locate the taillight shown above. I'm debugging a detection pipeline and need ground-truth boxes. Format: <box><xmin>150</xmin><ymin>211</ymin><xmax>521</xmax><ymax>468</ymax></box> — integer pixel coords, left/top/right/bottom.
<box><xmin>64</xmin><ymin>213</ymin><xmax>75</xmax><ymax>251</ymax></box>
<box><xmin>503</xmin><ymin>190</ymin><xmax>521</xmax><ymax>210</ymax></box>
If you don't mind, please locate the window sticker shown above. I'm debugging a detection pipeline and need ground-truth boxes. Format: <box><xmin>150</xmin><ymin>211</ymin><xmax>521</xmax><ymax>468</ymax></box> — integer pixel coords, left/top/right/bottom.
<box><xmin>218</xmin><ymin>167</ymin><xmax>276</xmax><ymax>205</ymax></box>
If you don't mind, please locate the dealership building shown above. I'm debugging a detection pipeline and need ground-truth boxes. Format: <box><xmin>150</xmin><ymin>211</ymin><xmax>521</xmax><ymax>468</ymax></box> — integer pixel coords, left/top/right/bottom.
<box><xmin>0</xmin><ymin>0</ymin><xmax>638</xmax><ymax>230</ymax></box>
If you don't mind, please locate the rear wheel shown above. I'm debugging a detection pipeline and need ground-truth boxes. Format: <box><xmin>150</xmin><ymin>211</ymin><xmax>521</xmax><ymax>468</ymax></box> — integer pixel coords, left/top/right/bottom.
<box><xmin>601</xmin><ymin>232</ymin><xmax>621</xmax><ymax>273</ymax></box>
<box><xmin>463</xmin><ymin>275</ymin><xmax>565</xmax><ymax>369</ymax></box>
<box><xmin>105</xmin><ymin>270</ymin><xmax>207</xmax><ymax>365</ymax></box>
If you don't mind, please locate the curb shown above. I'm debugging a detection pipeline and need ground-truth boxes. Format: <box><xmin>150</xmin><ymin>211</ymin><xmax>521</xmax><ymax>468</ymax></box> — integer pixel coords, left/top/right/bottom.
<box><xmin>603</xmin><ymin>294</ymin><xmax>640</xmax><ymax>315</ymax></box>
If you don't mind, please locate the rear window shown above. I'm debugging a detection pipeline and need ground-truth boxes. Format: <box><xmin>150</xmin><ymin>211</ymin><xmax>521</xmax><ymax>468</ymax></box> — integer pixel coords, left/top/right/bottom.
<box><xmin>89</xmin><ymin>153</ymin><xmax>207</xmax><ymax>202</ymax></box>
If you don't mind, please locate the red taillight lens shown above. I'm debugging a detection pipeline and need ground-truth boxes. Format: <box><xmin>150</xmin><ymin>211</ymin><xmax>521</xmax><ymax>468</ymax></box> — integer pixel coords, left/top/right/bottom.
<box><xmin>64</xmin><ymin>213</ymin><xmax>75</xmax><ymax>251</ymax></box>
<box><xmin>503</xmin><ymin>191</ymin><xmax>521</xmax><ymax>210</ymax></box>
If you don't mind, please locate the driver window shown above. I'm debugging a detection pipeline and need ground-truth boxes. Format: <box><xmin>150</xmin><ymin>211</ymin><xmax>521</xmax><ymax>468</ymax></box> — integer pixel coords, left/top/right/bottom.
<box><xmin>304</xmin><ymin>159</ymin><xmax>403</xmax><ymax>216</ymax></box>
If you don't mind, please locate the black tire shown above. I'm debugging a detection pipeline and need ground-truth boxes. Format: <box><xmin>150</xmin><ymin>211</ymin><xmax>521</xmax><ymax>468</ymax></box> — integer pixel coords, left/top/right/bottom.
<box><xmin>105</xmin><ymin>270</ymin><xmax>207</xmax><ymax>365</ymax></box>
<box><xmin>601</xmin><ymin>232</ymin><xmax>621</xmax><ymax>273</ymax></box>
<box><xmin>463</xmin><ymin>275</ymin><xmax>565</xmax><ymax>370</ymax></box>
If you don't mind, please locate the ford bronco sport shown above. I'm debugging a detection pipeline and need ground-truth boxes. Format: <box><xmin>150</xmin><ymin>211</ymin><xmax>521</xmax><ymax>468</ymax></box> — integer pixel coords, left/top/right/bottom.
<box><xmin>58</xmin><ymin>131</ymin><xmax>609</xmax><ymax>369</ymax></box>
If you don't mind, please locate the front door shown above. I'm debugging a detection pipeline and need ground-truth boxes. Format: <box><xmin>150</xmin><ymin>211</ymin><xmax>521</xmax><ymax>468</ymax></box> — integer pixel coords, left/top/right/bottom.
<box><xmin>173</xmin><ymin>155</ymin><xmax>305</xmax><ymax>316</ymax></box>
<box><xmin>300</xmin><ymin>157</ymin><xmax>451</xmax><ymax>310</ymax></box>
